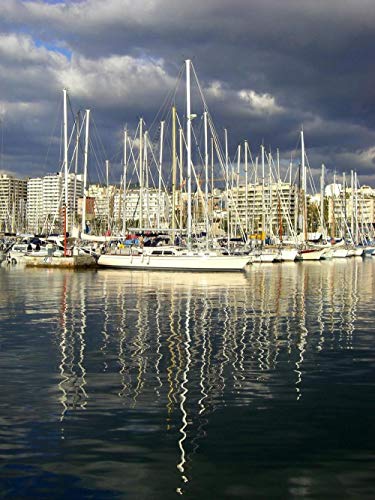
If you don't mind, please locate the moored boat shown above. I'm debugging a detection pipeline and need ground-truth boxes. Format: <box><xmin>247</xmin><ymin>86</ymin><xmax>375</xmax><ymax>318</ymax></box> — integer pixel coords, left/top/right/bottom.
<box><xmin>97</xmin><ymin>246</ymin><xmax>250</xmax><ymax>271</ymax></box>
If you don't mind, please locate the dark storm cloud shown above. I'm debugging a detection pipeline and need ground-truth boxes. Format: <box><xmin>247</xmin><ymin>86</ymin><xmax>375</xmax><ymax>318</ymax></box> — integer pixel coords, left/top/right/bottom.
<box><xmin>0</xmin><ymin>0</ymin><xmax>375</xmax><ymax>185</ymax></box>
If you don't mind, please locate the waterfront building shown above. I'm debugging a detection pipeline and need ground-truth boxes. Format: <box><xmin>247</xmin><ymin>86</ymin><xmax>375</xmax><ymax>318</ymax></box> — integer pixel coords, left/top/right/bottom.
<box><xmin>326</xmin><ymin>183</ymin><xmax>375</xmax><ymax>237</ymax></box>
<box><xmin>227</xmin><ymin>182</ymin><xmax>298</xmax><ymax>237</ymax></box>
<box><xmin>27</xmin><ymin>173</ymin><xmax>83</xmax><ymax>234</ymax></box>
<box><xmin>0</xmin><ymin>174</ymin><xmax>27</xmax><ymax>233</ymax></box>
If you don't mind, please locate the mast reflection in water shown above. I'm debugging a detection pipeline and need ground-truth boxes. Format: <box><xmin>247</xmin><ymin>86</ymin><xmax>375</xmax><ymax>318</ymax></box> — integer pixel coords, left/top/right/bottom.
<box><xmin>0</xmin><ymin>260</ymin><xmax>374</xmax><ymax>498</ymax></box>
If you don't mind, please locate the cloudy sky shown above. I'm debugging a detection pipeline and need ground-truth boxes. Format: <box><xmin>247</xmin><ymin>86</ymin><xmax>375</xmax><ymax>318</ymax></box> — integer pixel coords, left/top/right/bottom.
<box><xmin>1</xmin><ymin>0</ymin><xmax>375</xmax><ymax>186</ymax></box>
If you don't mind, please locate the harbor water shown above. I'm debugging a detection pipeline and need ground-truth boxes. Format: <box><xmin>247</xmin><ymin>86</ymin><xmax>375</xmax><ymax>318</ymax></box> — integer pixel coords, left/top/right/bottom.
<box><xmin>0</xmin><ymin>259</ymin><xmax>374</xmax><ymax>498</ymax></box>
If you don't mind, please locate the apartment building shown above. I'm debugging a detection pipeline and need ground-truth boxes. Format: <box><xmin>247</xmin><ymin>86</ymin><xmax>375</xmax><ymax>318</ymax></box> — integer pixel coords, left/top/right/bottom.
<box><xmin>27</xmin><ymin>173</ymin><xmax>83</xmax><ymax>233</ymax></box>
<box><xmin>85</xmin><ymin>185</ymin><xmax>171</xmax><ymax>230</ymax></box>
<box><xmin>326</xmin><ymin>183</ymin><xmax>375</xmax><ymax>236</ymax></box>
<box><xmin>227</xmin><ymin>182</ymin><xmax>298</xmax><ymax>236</ymax></box>
<box><xmin>0</xmin><ymin>174</ymin><xmax>27</xmax><ymax>233</ymax></box>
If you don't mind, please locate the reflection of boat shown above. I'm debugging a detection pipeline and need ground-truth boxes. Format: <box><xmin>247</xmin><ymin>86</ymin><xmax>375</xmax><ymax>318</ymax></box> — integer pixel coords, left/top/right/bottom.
<box><xmin>98</xmin><ymin>268</ymin><xmax>249</xmax><ymax>289</ymax></box>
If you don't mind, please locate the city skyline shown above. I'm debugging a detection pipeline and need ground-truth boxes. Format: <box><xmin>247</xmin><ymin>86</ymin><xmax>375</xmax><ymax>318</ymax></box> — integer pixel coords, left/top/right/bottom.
<box><xmin>0</xmin><ymin>1</ymin><xmax>375</xmax><ymax>184</ymax></box>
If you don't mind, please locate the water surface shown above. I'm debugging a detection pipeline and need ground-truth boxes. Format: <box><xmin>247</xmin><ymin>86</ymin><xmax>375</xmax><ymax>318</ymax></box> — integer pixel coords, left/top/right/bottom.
<box><xmin>0</xmin><ymin>260</ymin><xmax>374</xmax><ymax>498</ymax></box>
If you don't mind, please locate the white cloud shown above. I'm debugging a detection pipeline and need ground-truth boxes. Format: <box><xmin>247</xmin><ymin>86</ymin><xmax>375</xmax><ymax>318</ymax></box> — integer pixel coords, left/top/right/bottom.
<box><xmin>0</xmin><ymin>33</ymin><xmax>64</xmax><ymax>66</ymax></box>
<box><xmin>57</xmin><ymin>54</ymin><xmax>174</xmax><ymax>107</ymax></box>
<box><xmin>238</xmin><ymin>89</ymin><xmax>283</xmax><ymax>115</ymax></box>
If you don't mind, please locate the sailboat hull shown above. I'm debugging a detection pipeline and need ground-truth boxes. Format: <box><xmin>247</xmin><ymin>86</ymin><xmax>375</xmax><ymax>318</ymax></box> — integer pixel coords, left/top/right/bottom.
<box><xmin>97</xmin><ymin>253</ymin><xmax>250</xmax><ymax>271</ymax></box>
<box><xmin>298</xmin><ymin>248</ymin><xmax>326</xmax><ymax>260</ymax></box>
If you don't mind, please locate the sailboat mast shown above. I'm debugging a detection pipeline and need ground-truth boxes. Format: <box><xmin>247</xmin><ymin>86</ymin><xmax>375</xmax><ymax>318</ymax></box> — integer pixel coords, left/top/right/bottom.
<box><xmin>225</xmin><ymin>128</ymin><xmax>230</xmax><ymax>248</ymax></box>
<box><xmin>320</xmin><ymin>163</ymin><xmax>325</xmax><ymax>236</ymax></box>
<box><xmin>354</xmin><ymin>171</ymin><xmax>358</xmax><ymax>243</ymax></box>
<box><xmin>301</xmin><ymin>129</ymin><xmax>307</xmax><ymax>241</ymax></box>
<box><xmin>82</xmin><ymin>109</ymin><xmax>90</xmax><ymax>235</ymax></box>
<box><xmin>73</xmin><ymin>112</ymin><xmax>79</xmax><ymax>228</ymax></box>
<box><xmin>261</xmin><ymin>144</ymin><xmax>265</xmax><ymax>244</ymax></box>
<box><xmin>179</xmin><ymin>127</ymin><xmax>183</xmax><ymax>231</ymax></box>
<box><xmin>171</xmin><ymin>106</ymin><xmax>177</xmax><ymax>238</ymax></box>
<box><xmin>186</xmin><ymin>59</ymin><xmax>192</xmax><ymax>249</ymax></box>
<box><xmin>122</xmin><ymin>127</ymin><xmax>127</xmax><ymax>235</ymax></box>
<box><xmin>236</xmin><ymin>144</ymin><xmax>241</xmax><ymax>237</ymax></box>
<box><xmin>144</xmin><ymin>131</ymin><xmax>149</xmax><ymax>227</ymax></box>
<box><xmin>139</xmin><ymin>118</ymin><xmax>143</xmax><ymax>229</ymax></box>
<box><xmin>106</xmin><ymin>160</ymin><xmax>110</xmax><ymax>233</ymax></box>
<box><xmin>244</xmin><ymin>140</ymin><xmax>248</xmax><ymax>236</ymax></box>
<box><xmin>350</xmin><ymin>170</ymin><xmax>354</xmax><ymax>241</ymax></box>
<box><xmin>157</xmin><ymin>121</ymin><xmax>165</xmax><ymax>228</ymax></box>
<box><xmin>63</xmin><ymin>88</ymin><xmax>69</xmax><ymax>228</ymax></box>
<box><xmin>203</xmin><ymin>111</ymin><xmax>209</xmax><ymax>250</ymax></box>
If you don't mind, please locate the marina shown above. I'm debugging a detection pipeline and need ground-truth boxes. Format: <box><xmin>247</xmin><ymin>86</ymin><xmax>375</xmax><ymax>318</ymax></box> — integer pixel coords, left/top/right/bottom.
<box><xmin>1</xmin><ymin>1</ymin><xmax>375</xmax><ymax>497</ymax></box>
<box><xmin>0</xmin><ymin>258</ymin><xmax>374</xmax><ymax>497</ymax></box>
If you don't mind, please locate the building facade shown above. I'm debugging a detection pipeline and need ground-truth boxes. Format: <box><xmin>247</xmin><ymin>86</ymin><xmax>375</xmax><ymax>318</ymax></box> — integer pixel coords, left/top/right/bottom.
<box><xmin>27</xmin><ymin>173</ymin><xmax>83</xmax><ymax>233</ymax></box>
<box><xmin>0</xmin><ymin>174</ymin><xmax>27</xmax><ymax>233</ymax></box>
<box><xmin>227</xmin><ymin>182</ymin><xmax>298</xmax><ymax>237</ymax></box>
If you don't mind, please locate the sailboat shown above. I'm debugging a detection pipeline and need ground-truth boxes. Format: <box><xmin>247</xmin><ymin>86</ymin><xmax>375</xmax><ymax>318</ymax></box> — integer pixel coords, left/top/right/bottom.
<box><xmin>25</xmin><ymin>89</ymin><xmax>96</xmax><ymax>268</ymax></box>
<box><xmin>295</xmin><ymin>130</ymin><xmax>326</xmax><ymax>261</ymax></box>
<box><xmin>97</xmin><ymin>60</ymin><xmax>250</xmax><ymax>272</ymax></box>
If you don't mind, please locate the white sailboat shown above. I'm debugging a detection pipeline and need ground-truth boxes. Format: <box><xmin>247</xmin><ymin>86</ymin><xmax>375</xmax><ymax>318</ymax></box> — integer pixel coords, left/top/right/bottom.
<box><xmin>98</xmin><ymin>60</ymin><xmax>250</xmax><ymax>272</ymax></box>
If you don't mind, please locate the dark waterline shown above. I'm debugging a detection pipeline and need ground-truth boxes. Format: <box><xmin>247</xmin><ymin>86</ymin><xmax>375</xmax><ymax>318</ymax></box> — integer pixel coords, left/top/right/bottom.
<box><xmin>0</xmin><ymin>260</ymin><xmax>374</xmax><ymax>499</ymax></box>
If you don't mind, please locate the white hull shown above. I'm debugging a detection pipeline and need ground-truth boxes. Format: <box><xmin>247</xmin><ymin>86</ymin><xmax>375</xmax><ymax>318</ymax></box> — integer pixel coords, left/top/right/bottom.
<box><xmin>280</xmin><ymin>248</ymin><xmax>298</xmax><ymax>261</ymax></box>
<box><xmin>97</xmin><ymin>253</ymin><xmax>250</xmax><ymax>271</ymax></box>
<box><xmin>298</xmin><ymin>248</ymin><xmax>326</xmax><ymax>260</ymax></box>
<box><xmin>331</xmin><ymin>248</ymin><xmax>349</xmax><ymax>258</ymax></box>
<box><xmin>251</xmin><ymin>249</ymin><xmax>280</xmax><ymax>263</ymax></box>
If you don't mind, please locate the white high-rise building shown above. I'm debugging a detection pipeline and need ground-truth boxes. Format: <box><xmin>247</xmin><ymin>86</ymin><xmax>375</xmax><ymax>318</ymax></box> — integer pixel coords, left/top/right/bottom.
<box><xmin>27</xmin><ymin>172</ymin><xmax>83</xmax><ymax>233</ymax></box>
<box><xmin>227</xmin><ymin>182</ymin><xmax>298</xmax><ymax>237</ymax></box>
<box><xmin>86</xmin><ymin>185</ymin><xmax>171</xmax><ymax>232</ymax></box>
<box><xmin>0</xmin><ymin>174</ymin><xmax>27</xmax><ymax>233</ymax></box>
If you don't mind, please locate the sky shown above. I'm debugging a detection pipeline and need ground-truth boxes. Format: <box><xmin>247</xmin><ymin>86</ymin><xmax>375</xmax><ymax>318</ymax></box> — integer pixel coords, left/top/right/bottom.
<box><xmin>0</xmin><ymin>0</ymin><xmax>375</xmax><ymax>187</ymax></box>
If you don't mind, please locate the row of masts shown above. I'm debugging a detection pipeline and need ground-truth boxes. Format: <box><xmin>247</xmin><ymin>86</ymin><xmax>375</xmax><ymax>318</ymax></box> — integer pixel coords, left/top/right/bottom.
<box><xmin>58</xmin><ymin>62</ymin><xmax>369</xmax><ymax>246</ymax></box>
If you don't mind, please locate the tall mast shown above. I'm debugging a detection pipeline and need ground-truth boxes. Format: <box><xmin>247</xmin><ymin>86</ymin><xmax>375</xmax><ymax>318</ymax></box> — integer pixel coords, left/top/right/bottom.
<box><xmin>236</xmin><ymin>144</ymin><xmax>241</xmax><ymax>237</ymax></box>
<box><xmin>139</xmin><ymin>118</ymin><xmax>143</xmax><ymax>229</ymax></box>
<box><xmin>106</xmin><ymin>160</ymin><xmax>110</xmax><ymax>232</ymax></box>
<box><xmin>63</xmin><ymin>88</ymin><xmax>69</xmax><ymax>227</ymax></box>
<box><xmin>332</xmin><ymin>171</ymin><xmax>336</xmax><ymax>239</ymax></box>
<box><xmin>73</xmin><ymin>112</ymin><xmax>79</xmax><ymax>228</ymax></box>
<box><xmin>203</xmin><ymin>111</ymin><xmax>209</xmax><ymax>249</ymax></box>
<box><xmin>244</xmin><ymin>140</ymin><xmax>248</xmax><ymax>236</ymax></box>
<box><xmin>157</xmin><ymin>121</ymin><xmax>165</xmax><ymax>228</ymax></box>
<box><xmin>354</xmin><ymin>171</ymin><xmax>358</xmax><ymax>243</ymax></box>
<box><xmin>225</xmin><ymin>128</ymin><xmax>230</xmax><ymax>246</ymax></box>
<box><xmin>82</xmin><ymin>109</ymin><xmax>90</xmax><ymax>235</ymax></box>
<box><xmin>301</xmin><ymin>129</ymin><xmax>306</xmax><ymax>193</ymax></box>
<box><xmin>144</xmin><ymin>131</ymin><xmax>149</xmax><ymax>227</ymax></box>
<box><xmin>122</xmin><ymin>127</ymin><xmax>127</xmax><ymax>235</ymax></box>
<box><xmin>320</xmin><ymin>163</ymin><xmax>325</xmax><ymax>236</ymax></box>
<box><xmin>171</xmin><ymin>107</ymin><xmax>177</xmax><ymax>237</ymax></box>
<box><xmin>268</xmin><ymin>150</ymin><xmax>272</xmax><ymax>238</ymax></box>
<box><xmin>261</xmin><ymin>144</ymin><xmax>265</xmax><ymax>244</ymax></box>
<box><xmin>211</xmin><ymin>137</ymin><xmax>214</xmax><ymax>227</ymax></box>
<box><xmin>342</xmin><ymin>172</ymin><xmax>346</xmax><ymax>238</ymax></box>
<box><xmin>350</xmin><ymin>170</ymin><xmax>354</xmax><ymax>241</ymax></box>
<box><xmin>301</xmin><ymin>129</ymin><xmax>307</xmax><ymax>241</ymax></box>
<box><xmin>186</xmin><ymin>59</ymin><xmax>192</xmax><ymax>249</ymax></box>
<box><xmin>179</xmin><ymin>127</ymin><xmax>183</xmax><ymax>231</ymax></box>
